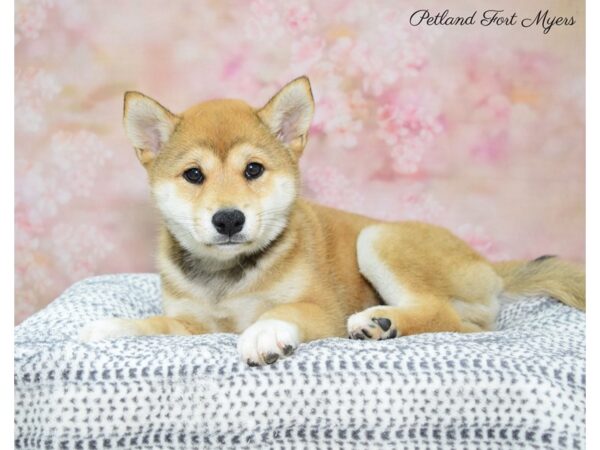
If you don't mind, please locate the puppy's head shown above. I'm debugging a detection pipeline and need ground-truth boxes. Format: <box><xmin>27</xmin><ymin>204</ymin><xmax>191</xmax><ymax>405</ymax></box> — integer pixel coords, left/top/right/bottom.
<box><xmin>123</xmin><ymin>77</ymin><xmax>314</xmax><ymax>262</ymax></box>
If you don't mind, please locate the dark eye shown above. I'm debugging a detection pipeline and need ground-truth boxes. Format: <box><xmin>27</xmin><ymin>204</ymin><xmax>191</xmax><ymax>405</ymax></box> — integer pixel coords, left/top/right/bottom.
<box><xmin>244</xmin><ymin>162</ymin><xmax>264</xmax><ymax>180</ymax></box>
<box><xmin>183</xmin><ymin>168</ymin><xmax>204</xmax><ymax>184</ymax></box>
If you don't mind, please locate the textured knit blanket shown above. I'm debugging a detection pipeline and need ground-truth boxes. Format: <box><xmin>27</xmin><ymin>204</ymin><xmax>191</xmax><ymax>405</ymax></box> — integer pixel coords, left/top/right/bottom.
<box><xmin>15</xmin><ymin>274</ymin><xmax>585</xmax><ymax>449</ymax></box>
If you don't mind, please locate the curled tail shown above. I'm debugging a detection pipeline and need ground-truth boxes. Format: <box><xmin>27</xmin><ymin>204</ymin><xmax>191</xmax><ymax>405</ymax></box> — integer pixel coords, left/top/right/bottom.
<box><xmin>492</xmin><ymin>255</ymin><xmax>585</xmax><ymax>311</ymax></box>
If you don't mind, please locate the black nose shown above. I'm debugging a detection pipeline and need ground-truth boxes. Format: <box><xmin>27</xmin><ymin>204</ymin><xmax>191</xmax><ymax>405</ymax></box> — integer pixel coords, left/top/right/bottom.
<box><xmin>212</xmin><ymin>209</ymin><xmax>245</xmax><ymax>236</ymax></box>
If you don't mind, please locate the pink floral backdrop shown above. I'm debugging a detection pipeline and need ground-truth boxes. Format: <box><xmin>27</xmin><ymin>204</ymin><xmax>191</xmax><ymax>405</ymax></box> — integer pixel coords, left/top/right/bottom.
<box><xmin>15</xmin><ymin>0</ymin><xmax>585</xmax><ymax>323</ymax></box>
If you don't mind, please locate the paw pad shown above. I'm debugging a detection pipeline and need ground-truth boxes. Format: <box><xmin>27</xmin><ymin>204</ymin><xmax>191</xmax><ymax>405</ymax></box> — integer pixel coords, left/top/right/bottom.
<box><xmin>263</xmin><ymin>353</ymin><xmax>279</xmax><ymax>365</ymax></box>
<box><xmin>374</xmin><ymin>317</ymin><xmax>391</xmax><ymax>331</ymax></box>
<box><xmin>238</xmin><ymin>319</ymin><xmax>300</xmax><ymax>367</ymax></box>
<box><xmin>282</xmin><ymin>345</ymin><xmax>295</xmax><ymax>356</ymax></box>
<box><xmin>347</xmin><ymin>311</ymin><xmax>400</xmax><ymax>341</ymax></box>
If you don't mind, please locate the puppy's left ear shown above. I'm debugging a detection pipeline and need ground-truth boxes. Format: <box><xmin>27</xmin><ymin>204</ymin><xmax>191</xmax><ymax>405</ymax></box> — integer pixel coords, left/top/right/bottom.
<box><xmin>258</xmin><ymin>76</ymin><xmax>314</xmax><ymax>158</ymax></box>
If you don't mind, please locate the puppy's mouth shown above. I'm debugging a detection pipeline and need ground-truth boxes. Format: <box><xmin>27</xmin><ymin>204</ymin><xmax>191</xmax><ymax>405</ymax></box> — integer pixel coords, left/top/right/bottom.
<box><xmin>210</xmin><ymin>236</ymin><xmax>251</xmax><ymax>247</ymax></box>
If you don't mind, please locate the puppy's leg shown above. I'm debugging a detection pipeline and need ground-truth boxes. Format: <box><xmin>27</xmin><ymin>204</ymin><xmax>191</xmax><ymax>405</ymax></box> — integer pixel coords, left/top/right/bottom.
<box><xmin>347</xmin><ymin>297</ymin><xmax>462</xmax><ymax>340</ymax></box>
<box><xmin>348</xmin><ymin>223</ymin><xmax>500</xmax><ymax>339</ymax></box>
<box><xmin>80</xmin><ymin>315</ymin><xmax>205</xmax><ymax>342</ymax></box>
<box><xmin>238</xmin><ymin>301</ymin><xmax>339</xmax><ymax>366</ymax></box>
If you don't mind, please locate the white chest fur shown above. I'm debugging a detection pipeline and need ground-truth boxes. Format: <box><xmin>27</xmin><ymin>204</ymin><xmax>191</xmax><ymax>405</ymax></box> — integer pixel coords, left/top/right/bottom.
<box><xmin>161</xmin><ymin>257</ymin><xmax>306</xmax><ymax>333</ymax></box>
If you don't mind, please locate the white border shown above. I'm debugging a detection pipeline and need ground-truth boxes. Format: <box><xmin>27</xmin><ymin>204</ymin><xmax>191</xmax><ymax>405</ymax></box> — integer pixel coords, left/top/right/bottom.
<box><xmin>6</xmin><ymin>1</ymin><xmax>592</xmax><ymax>447</ymax></box>
<box><xmin>2</xmin><ymin>0</ymin><xmax>15</xmax><ymax>446</ymax></box>
<box><xmin>586</xmin><ymin>0</ymin><xmax>597</xmax><ymax>445</ymax></box>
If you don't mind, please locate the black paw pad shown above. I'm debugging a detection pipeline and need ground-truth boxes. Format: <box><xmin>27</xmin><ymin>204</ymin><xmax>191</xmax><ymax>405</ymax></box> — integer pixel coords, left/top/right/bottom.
<box><xmin>282</xmin><ymin>345</ymin><xmax>295</xmax><ymax>356</ymax></box>
<box><xmin>374</xmin><ymin>318</ymin><xmax>391</xmax><ymax>331</ymax></box>
<box><xmin>263</xmin><ymin>353</ymin><xmax>279</xmax><ymax>365</ymax></box>
<box><xmin>387</xmin><ymin>329</ymin><xmax>398</xmax><ymax>339</ymax></box>
<box><xmin>247</xmin><ymin>360</ymin><xmax>259</xmax><ymax>367</ymax></box>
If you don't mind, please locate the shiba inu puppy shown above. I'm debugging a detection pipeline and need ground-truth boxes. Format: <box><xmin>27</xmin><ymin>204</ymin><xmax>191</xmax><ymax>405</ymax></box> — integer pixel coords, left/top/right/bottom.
<box><xmin>80</xmin><ymin>76</ymin><xmax>585</xmax><ymax>366</ymax></box>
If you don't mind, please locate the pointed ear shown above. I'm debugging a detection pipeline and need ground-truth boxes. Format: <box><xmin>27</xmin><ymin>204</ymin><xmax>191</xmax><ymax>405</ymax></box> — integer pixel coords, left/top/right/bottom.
<box><xmin>123</xmin><ymin>91</ymin><xmax>180</xmax><ymax>167</ymax></box>
<box><xmin>257</xmin><ymin>76</ymin><xmax>314</xmax><ymax>157</ymax></box>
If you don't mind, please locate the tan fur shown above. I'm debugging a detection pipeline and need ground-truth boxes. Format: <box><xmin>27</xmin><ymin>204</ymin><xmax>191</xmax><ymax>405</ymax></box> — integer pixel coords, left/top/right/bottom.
<box><xmin>493</xmin><ymin>258</ymin><xmax>585</xmax><ymax>311</ymax></box>
<box><xmin>80</xmin><ymin>76</ymin><xmax>585</xmax><ymax>366</ymax></box>
<box><xmin>351</xmin><ymin>222</ymin><xmax>504</xmax><ymax>335</ymax></box>
<box><xmin>156</xmin><ymin>200</ymin><xmax>379</xmax><ymax>339</ymax></box>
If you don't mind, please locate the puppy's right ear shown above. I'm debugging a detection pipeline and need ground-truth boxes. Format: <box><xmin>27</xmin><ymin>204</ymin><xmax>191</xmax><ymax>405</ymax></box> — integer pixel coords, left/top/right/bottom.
<box><xmin>123</xmin><ymin>92</ymin><xmax>180</xmax><ymax>167</ymax></box>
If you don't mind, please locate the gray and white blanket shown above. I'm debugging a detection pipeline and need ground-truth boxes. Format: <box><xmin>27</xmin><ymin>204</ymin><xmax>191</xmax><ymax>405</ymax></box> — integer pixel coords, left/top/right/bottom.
<box><xmin>15</xmin><ymin>274</ymin><xmax>585</xmax><ymax>449</ymax></box>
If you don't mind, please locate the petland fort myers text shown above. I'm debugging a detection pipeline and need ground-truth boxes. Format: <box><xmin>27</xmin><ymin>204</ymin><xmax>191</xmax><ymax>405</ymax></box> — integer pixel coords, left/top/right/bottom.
<box><xmin>409</xmin><ymin>9</ymin><xmax>575</xmax><ymax>34</ymax></box>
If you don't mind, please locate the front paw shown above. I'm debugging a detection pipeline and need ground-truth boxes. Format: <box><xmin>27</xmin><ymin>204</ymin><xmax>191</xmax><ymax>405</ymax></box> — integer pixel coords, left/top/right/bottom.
<box><xmin>237</xmin><ymin>319</ymin><xmax>300</xmax><ymax>366</ymax></box>
<box><xmin>347</xmin><ymin>307</ymin><xmax>400</xmax><ymax>340</ymax></box>
<box><xmin>79</xmin><ymin>318</ymin><xmax>141</xmax><ymax>342</ymax></box>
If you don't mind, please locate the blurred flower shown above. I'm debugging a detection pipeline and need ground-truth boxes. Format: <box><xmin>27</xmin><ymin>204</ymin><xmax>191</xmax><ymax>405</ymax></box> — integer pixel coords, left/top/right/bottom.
<box><xmin>302</xmin><ymin>166</ymin><xmax>364</xmax><ymax>213</ymax></box>
<box><xmin>50</xmin><ymin>223</ymin><xmax>116</xmax><ymax>280</ymax></box>
<box><xmin>376</xmin><ymin>100</ymin><xmax>443</xmax><ymax>174</ymax></box>
<box><xmin>15</xmin><ymin>0</ymin><xmax>54</xmax><ymax>44</ymax></box>
<box><xmin>291</xmin><ymin>35</ymin><xmax>326</xmax><ymax>72</ymax></box>
<box><xmin>16</xmin><ymin>130</ymin><xmax>109</xmax><ymax>225</ymax></box>
<box><xmin>245</xmin><ymin>0</ymin><xmax>287</xmax><ymax>42</ymax></box>
<box><xmin>15</xmin><ymin>69</ymin><xmax>61</xmax><ymax>133</ymax></box>
<box><xmin>395</xmin><ymin>190</ymin><xmax>443</xmax><ymax>222</ymax></box>
<box><xmin>284</xmin><ymin>4</ymin><xmax>317</xmax><ymax>34</ymax></box>
<box><xmin>455</xmin><ymin>224</ymin><xmax>508</xmax><ymax>261</ymax></box>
